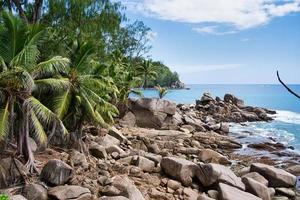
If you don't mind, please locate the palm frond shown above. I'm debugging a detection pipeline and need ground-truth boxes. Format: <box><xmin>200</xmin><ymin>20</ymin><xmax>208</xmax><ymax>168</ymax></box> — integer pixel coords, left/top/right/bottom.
<box><xmin>34</xmin><ymin>78</ymin><xmax>70</xmax><ymax>93</ymax></box>
<box><xmin>25</xmin><ymin>96</ymin><xmax>56</xmax><ymax>126</ymax></box>
<box><xmin>0</xmin><ymin>101</ymin><xmax>10</xmax><ymax>140</ymax></box>
<box><xmin>10</xmin><ymin>44</ymin><xmax>39</xmax><ymax>68</ymax></box>
<box><xmin>30</xmin><ymin>110</ymin><xmax>47</xmax><ymax>144</ymax></box>
<box><xmin>33</xmin><ymin>56</ymin><xmax>70</xmax><ymax>78</ymax></box>
<box><xmin>53</xmin><ymin>89</ymin><xmax>71</xmax><ymax>119</ymax></box>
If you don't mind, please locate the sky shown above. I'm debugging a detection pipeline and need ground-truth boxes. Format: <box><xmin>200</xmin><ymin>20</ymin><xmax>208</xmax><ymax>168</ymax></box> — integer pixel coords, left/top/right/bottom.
<box><xmin>120</xmin><ymin>0</ymin><xmax>300</xmax><ymax>84</ymax></box>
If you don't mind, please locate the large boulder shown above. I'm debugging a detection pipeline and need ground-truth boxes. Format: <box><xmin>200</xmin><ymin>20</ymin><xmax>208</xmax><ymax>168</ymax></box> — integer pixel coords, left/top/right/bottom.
<box><xmin>218</xmin><ymin>183</ymin><xmax>262</xmax><ymax>200</ymax></box>
<box><xmin>0</xmin><ymin>158</ymin><xmax>28</xmax><ymax>189</ymax></box>
<box><xmin>224</xmin><ymin>94</ymin><xmax>244</xmax><ymax>107</ymax></box>
<box><xmin>128</xmin><ymin>98</ymin><xmax>180</xmax><ymax>129</ymax></box>
<box><xmin>40</xmin><ymin>159</ymin><xmax>73</xmax><ymax>186</ymax></box>
<box><xmin>250</xmin><ymin>163</ymin><xmax>296</xmax><ymax>187</ymax></box>
<box><xmin>198</xmin><ymin>149</ymin><xmax>231</xmax><ymax>165</ymax></box>
<box><xmin>242</xmin><ymin>172</ymin><xmax>268</xmax><ymax>186</ymax></box>
<box><xmin>111</xmin><ymin>175</ymin><xmax>145</xmax><ymax>200</ymax></box>
<box><xmin>242</xmin><ymin>177</ymin><xmax>271</xmax><ymax>200</ymax></box>
<box><xmin>161</xmin><ymin>157</ymin><xmax>202</xmax><ymax>186</ymax></box>
<box><xmin>199</xmin><ymin>163</ymin><xmax>245</xmax><ymax>190</ymax></box>
<box><xmin>48</xmin><ymin>185</ymin><xmax>91</xmax><ymax>200</ymax></box>
<box><xmin>23</xmin><ymin>183</ymin><xmax>48</xmax><ymax>200</ymax></box>
<box><xmin>89</xmin><ymin>142</ymin><xmax>107</xmax><ymax>159</ymax></box>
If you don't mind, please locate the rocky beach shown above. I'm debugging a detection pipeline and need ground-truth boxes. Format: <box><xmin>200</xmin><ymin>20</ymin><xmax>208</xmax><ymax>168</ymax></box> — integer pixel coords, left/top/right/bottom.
<box><xmin>1</xmin><ymin>93</ymin><xmax>300</xmax><ymax>200</ymax></box>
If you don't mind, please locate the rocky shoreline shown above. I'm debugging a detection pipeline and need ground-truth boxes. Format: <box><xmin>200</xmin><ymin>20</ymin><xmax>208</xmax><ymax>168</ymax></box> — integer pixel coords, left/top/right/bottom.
<box><xmin>1</xmin><ymin>93</ymin><xmax>300</xmax><ymax>200</ymax></box>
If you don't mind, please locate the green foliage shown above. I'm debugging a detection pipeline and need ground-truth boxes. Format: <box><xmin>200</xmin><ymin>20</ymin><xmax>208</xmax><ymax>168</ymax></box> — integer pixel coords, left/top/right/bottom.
<box><xmin>155</xmin><ymin>85</ymin><xmax>168</xmax><ymax>99</ymax></box>
<box><xmin>0</xmin><ymin>194</ymin><xmax>9</xmax><ymax>200</ymax></box>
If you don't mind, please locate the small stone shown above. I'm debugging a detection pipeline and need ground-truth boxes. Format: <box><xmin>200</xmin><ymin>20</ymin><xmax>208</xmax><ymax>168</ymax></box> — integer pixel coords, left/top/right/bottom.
<box><xmin>275</xmin><ymin>188</ymin><xmax>296</xmax><ymax>197</ymax></box>
<box><xmin>167</xmin><ymin>179</ymin><xmax>182</xmax><ymax>190</ymax></box>
<box><xmin>89</xmin><ymin>143</ymin><xmax>107</xmax><ymax>159</ymax></box>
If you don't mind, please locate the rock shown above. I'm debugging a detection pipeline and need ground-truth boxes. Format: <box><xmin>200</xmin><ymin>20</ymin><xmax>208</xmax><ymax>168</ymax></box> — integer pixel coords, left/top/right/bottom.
<box><xmin>135</xmin><ymin>156</ymin><xmax>155</xmax><ymax>172</ymax></box>
<box><xmin>250</xmin><ymin>163</ymin><xmax>296</xmax><ymax>187</ymax></box>
<box><xmin>167</xmin><ymin>179</ymin><xmax>182</xmax><ymax>190</ymax></box>
<box><xmin>70</xmin><ymin>150</ymin><xmax>88</xmax><ymax>167</ymax></box>
<box><xmin>89</xmin><ymin>143</ymin><xmax>107</xmax><ymax>159</ymax></box>
<box><xmin>111</xmin><ymin>175</ymin><xmax>145</xmax><ymax>200</ymax></box>
<box><xmin>183</xmin><ymin>115</ymin><xmax>206</xmax><ymax>131</ymax></box>
<box><xmin>242</xmin><ymin>177</ymin><xmax>271</xmax><ymax>200</ymax></box>
<box><xmin>11</xmin><ymin>195</ymin><xmax>27</xmax><ymax>200</ymax></box>
<box><xmin>224</xmin><ymin>94</ymin><xmax>244</xmax><ymax>107</ymax></box>
<box><xmin>109</xmin><ymin>127</ymin><xmax>128</xmax><ymax>143</ymax></box>
<box><xmin>218</xmin><ymin>183</ymin><xmax>262</xmax><ymax>200</ymax></box>
<box><xmin>119</xmin><ymin>112</ymin><xmax>136</xmax><ymax>127</ymax></box>
<box><xmin>96</xmin><ymin>134</ymin><xmax>120</xmax><ymax>148</ymax></box>
<box><xmin>286</xmin><ymin>165</ymin><xmax>300</xmax><ymax>176</ymax></box>
<box><xmin>128</xmin><ymin>98</ymin><xmax>179</xmax><ymax>129</ymax></box>
<box><xmin>242</xmin><ymin>172</ymin><xmax>269</xmax><ymax>186</ymax></box>
<box><xmin>40</xmin><ymin>159</ymin><xmax>73</xmax><ymax>186</ymax></box>
<box><xmin>161</xmin><ymin>157</ymin><xmax>202</xmax><ymax>186</ymax></box>
<box><xmin>198</xmin><ymin>149</ymin><xmax>231</xmax><ymax>165</ymax></box>
<box><xmin>197</xmin><ymin>93</ymin><xmax>215</xmax><ymax>105</ymax></box>
<box><xmin>275</xmin><ymin>188</ymin><xmax>296</xmax><ymax>198</ymax></box>
<box><xmin>149</xmin><ymin>188</ymin><xmax>175</xmax><ymax>200</ymax></box>
<box><xmin>207</xmin><ymin>190</ymin><xmax>218</xmax><ymax>199</ymax></box>
<box><xmin>0</xmin><ymin>158</ymin><xmax>28</xmax><ymax>189</ymax></box>
<box><xmin>23</xmin><ymin>183</ymin><xmax>48</xmax><ymax>200</ymax></box>
<box><xmin>199</xmin><ymin>163</ymin><xmax>245</xmax><ymax>190</ymax></box>
<box><xmin>271</xmin><ymin>196</ymin><xmax>289</xmax><ymax>200</ymax></box>
<box><xmin>48</xmin><ymin>185</ymin><xmax>91</xmax><ymax>200</ymax></box>
<box><xmin>183</xmin><ymin>188</ymin><xmax>199</xmax><ymax>200</ymax></box>
<box><xmin>269</xmin><ymin>188</ymin><xmax>275</xmax><ymax>197</ymax></box>
<box><xmin>197</xmin><ymin>194</ymin><xmax>215</xmax><ymax>200</ymax></box>
<box><xmin>181</xmin><ymin>125</ymin><xmax>195</xmax><ymax>133</ymax></box>
<box><xmin>106</xmin><ymin>145</ymin><xmax>125</xmax><ymax>155</ymax></box>
<box><xmin>100</xmin><ymin>197</ymin><xmax>129</xmax><ymax>200</ymax></box>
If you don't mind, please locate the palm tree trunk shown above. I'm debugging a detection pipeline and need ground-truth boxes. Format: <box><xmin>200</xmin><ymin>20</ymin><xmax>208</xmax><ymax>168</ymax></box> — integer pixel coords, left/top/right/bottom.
<box><xmin>18</xmin><ymin>103</ymin><xmax>37</xmax><ymax>173</ymax></box>
<box><xmin>143</xmin><ymin>74</ymin><xmax>148</xmax><ymax>89</ymax></box>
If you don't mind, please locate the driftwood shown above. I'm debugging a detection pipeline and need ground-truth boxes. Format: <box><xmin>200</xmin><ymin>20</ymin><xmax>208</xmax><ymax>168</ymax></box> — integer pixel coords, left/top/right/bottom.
<box><xmin>277</xmin><ymin>70</ymin><xmax>300</xmax><ymax>99</ymax></box>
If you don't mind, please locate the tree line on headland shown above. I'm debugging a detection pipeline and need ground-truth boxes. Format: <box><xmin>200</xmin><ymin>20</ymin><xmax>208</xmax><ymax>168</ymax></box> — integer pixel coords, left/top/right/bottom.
<box><xmin>0</xmin><ymin>0</ymin><xmax>181</xmax><ymax>172</ymax></box>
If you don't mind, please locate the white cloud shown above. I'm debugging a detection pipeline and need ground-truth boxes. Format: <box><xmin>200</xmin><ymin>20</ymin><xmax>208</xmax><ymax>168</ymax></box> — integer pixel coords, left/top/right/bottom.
<box><xmin>192</xmin><ymin>26</ymin><xmax>237</xmax><ymax>35</ymax></box>
<box><xmin>124</xmin><ymin>0</ymin><xmax>300</xmax><ymax>33</ymax></box>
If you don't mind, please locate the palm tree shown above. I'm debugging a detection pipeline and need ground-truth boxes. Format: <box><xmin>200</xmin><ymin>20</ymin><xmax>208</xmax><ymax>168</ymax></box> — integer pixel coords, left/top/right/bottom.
<box><xmin>155</xmin><ymin>85</ymin><xmax>168</xmax><ymax>99</ymax></box>
<box><xmin>136</xmin><ymin>60</ymin><xmax>157</xmax><ymax>89</ymax></box>
<box><xmin>51</xmin><ymin>41</ymin><xmax>119</xmax><ymax>144</ymax></box>
<box><xmin>0</xmin><ymin>12</ymin><xmax>68</xmax><ymax>172</ymax></box>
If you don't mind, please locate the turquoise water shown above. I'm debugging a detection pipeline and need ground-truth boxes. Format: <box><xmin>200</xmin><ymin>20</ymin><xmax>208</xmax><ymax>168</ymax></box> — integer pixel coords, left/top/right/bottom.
<box><xmin>131</xmin><ymin>84</ymin><xmax>300</xmax><ymax>151</ymax></box>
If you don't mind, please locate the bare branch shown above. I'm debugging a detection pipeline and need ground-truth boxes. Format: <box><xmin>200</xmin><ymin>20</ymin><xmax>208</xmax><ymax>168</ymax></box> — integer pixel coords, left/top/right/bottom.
<box><xmin>277</xmin><ymin>70</ymin><xmax>300</xmax><ymax>100</ymax></box>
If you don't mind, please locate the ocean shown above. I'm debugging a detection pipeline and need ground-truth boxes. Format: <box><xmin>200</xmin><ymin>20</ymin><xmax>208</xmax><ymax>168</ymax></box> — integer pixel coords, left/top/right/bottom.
<box><xmin>131</xmin><ymin>84</ymin><xmax>300</xmax><ymax>151</ymax></box>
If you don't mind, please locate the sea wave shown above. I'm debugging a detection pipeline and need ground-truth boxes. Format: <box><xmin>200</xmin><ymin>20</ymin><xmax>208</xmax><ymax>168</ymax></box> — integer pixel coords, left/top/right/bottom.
<box><xmin>274</xmin><ymin>110</ymin><xmax>300</xmax><ymax>125</ymax></box>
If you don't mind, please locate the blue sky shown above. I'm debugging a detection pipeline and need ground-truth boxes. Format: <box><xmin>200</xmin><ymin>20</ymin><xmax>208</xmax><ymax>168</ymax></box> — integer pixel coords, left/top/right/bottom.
<box><xmin>121</xmin><ymin>0</ymin><xmax>300</xmax><ymax>84</ymax></box>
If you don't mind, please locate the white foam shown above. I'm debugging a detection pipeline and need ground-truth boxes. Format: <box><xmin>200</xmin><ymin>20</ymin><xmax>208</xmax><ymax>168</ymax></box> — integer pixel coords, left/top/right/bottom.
<box><xmin>274</xmin><ymin>110</ymin><xmax>300</xmax><ymax>125</ymax></box>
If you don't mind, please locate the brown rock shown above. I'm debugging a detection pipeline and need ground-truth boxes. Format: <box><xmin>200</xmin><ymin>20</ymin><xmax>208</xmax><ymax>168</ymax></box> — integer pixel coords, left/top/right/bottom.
<box><xmin>48</xmin><ymin>185</ymin><xmax>91</xmax><ymax>200</ymax></box>
<box><xmin>250</xmin><ymin>163</ymin><xmax>296</xmax><ymax>187</ymax></box>
<box><xmin>242</xmin><ymin>177</ymin><xmax>271</xmax><ymax>200</ymax></box>
<box><xmin>198</xmin><ymin>149</ymin><xmax>231</xmax><ymax>165</ymax></box>
<box><xmin>242</xmin><ymin>172</ymin><xmax>269</xmax><ymax>186</ymax></box>
<box><xmin>218</xmin><ymin>183</ymin><xmax>262</xmax><ymax>200</ymax></box>
<box><xmin>40</xmin><ymin>159</ymin><xmax>73</xmax><ymax>186</ymax></box>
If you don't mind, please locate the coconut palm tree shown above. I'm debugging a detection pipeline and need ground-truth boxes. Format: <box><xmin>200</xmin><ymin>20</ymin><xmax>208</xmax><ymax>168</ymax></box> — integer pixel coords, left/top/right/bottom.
<box><xmin>155</xmin><ymin>85</ymin><xmax>168</xmax><ymax>99</ymax></box>
<box><xmin>0</xmin><ymin>12</ymin><xmax>68</xmax><ymax>172</ymax></box>
<box><xmin>51</xmin><ymin>40</ymin><xmax>119</xmax><ymax>142</ymax></box>
<box><xmin>136</xmin><ymin>60</ymin><xmax>157</xmax><ymax>88</ymax></box>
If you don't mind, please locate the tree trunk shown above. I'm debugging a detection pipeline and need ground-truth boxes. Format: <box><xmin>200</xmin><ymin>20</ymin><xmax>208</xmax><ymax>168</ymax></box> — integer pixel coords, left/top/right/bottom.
<box><xmin>32</xmin><ymin>0</ymin><xmax>43</xmax><ymax>23</ymax></box>
<box><xmin>18</xmin><ymin>103</ymin><xmax>37</xmax><ymax>173</ymax></box>
<box><xmin>12</xmin><ymin>0</ymin><xmax>28</xmax><ymax>23</ymax></box>
<box><xmin>143</xmin><ymin>74</ymin><xmax>147</xmax><ymax>89</ymax></box>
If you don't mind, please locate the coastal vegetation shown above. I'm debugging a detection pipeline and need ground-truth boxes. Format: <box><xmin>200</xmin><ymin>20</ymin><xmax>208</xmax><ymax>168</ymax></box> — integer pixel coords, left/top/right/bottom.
<box><xmin>0</xmin><ymin>0</ymin><xmax>181</xmax><ymax>172</ymax></box>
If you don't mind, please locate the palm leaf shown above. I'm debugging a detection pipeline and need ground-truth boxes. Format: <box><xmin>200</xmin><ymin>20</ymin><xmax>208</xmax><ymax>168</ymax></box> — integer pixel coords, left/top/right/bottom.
<box><xmin>25</xmin><ymin>96</ymin><xmax>56</xmax><ymax>126</ymax></box>
<box><xmin>0</xmin><ymin>101</ymin><xmax>10</xmax><ymax>140</ymax></box>
<box><xmin>34</xmin><ymin>78</ymin><xmax>70</xmax><ymax>93</ymax></box>
<box><xmin>32</xmin><ymin>56</ymin><xmax>70</xmax><ymax>78</ymax></box>
<box><xmin>53</xmin><ymin>89</ymin><xmax>71</xmax><ymax>119</ymax></box>
<box><xmin>30</xmin><ymin>110</ymin><xmax>47</xmax><ymax>144</ymax></box>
